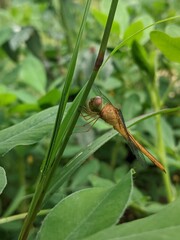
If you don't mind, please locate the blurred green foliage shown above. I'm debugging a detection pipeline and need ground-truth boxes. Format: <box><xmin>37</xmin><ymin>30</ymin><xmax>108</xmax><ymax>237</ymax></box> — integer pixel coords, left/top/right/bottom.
<box><xmin>0</xmin><ymin>0</ymin><xmax>180</xmax><ymax>239</ymax></box>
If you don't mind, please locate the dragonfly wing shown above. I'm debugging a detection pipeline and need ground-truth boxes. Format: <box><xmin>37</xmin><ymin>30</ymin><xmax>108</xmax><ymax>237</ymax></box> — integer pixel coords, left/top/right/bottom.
<box><xmin>118</xmin><ymin>109</ymin><xmax>147</xmax><ymax>166</ymax></box>
<box><xmin>92</xmin><ymin>86</ymin><xmax>112</xmax><ymax>104</ymax></box>
<box><xmin>126</xmin><ymin>137</ymin><xmax>147</xmax><ymax>167</ymax></box>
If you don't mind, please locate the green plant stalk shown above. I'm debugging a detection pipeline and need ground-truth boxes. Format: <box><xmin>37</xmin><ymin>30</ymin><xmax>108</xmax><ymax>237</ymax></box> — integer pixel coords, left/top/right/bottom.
<box><xmin>134</xmin><ymin>47</ymin><xmax>174</xmax><ymax>202</ymax></box>
<box><xmin>42</xmin><ymin>0</ymin><xmax>120</xmax><ymax>202</ymax></box>
<box><xmin>155</xmin><ymin>114</ymin><xmax>173</xmax><ymax>202</ymax></box>
<box><xmin>18</xmin><ymin>1</ymin><xmax>92</xmax><ymax>239</ymax></box>
<box><xmin>150</xmin><ymin>75</ymin><xmax>173</xmax><ymax>202</ymax></box>
<box><xmin>41</xmin><ymin>5</ymin><xmax>90</xmax><ymax>174</ymax></box>
<box><xmin>18</xmin><ymin>1</ymin><xmax>119</xmax><ymax>239</ymax></box>
<box><xmin>0</xmin><ymin>209</ymin><xmax>50</xmax><ymax>224</ymax></box>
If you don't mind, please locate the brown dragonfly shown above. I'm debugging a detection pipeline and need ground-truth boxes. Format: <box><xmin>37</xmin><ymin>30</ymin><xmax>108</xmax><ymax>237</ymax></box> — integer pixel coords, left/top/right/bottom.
<box><xmin>82</xmin><ymin>95</ymin><xmax>166</xmax><ymax>172</ymax></box>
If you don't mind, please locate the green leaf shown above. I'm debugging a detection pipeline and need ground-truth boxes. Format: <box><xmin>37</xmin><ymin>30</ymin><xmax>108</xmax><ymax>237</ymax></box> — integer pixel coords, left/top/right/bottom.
<box><xmin>162</xmin><ymin>118</ymin><xmax>175</xmax><ymax>149</ymax></box>
<box><xmin>123</xmin><ymin>20</ymin><xmax>144</xmax><ymax>45</ymax></box>
<box><xmin>0</xmin><ymin>167</ymin><xmax>7</xmax><ymax>194</ymax></box>
<box><xmin>11</xmin><ymin>89</ymin><xmax>38</xmax><ymax>103</ymax></box>
<box><xmin>10</xmin><ymin>103</ymin><xmax>40</xmax><ymax>114</ymax></box>
<box><xmin>0</xmin><ymin>27</ymin><xmax>13</xmax><ymax>46</ymax></box>
<box><xmin>166</xmin><ymin>24</ymin><xmax>180</xmax><ymax>37</ymax></box>
<box><xmin>3</xmin><ymin>187</ymin><xmax>25</xmax><ymax>217</ymax></box>
<box><xmin>100</xmin><ymin>0</ymin><xmax>129</xmax><ymax>35</ymax></box>
<box><xmin>131</xmin><ymin>41</ymin><xmax>154</xmax><ymax>77</ymax></box>
<box><xmin>92</xmin><ymin>9</ymin><xmax>120</xmax><ymax>36</ymax></box>
<box><xmin>26</xmin><ymin>27</ymin><xmax>43</xmax><ymax>59</ymax></box>
<box><xmin>0</xmin><ymin>106</ymin><xmax>58</xmax><ymax>155</ymax></box>
<box><xmin>2</xmin><ymin>41</ymin><xmax>19</xmax><ymax>61</ymax></box>
<box><xmin>38</xmin><ymin>89</ymin><xmax>61</xmax><ymax>108</ymax></box>
<box><xmin>37</xmin><ymin>171</ymin><xmax>133</xmax><ymax>240</ymax></box>
<box><xmin>122</xmin><ymin>93</ymin><xmax>142</xmax><ymax>120</ymax></box>
<box><xmin>70</xmin><ymin>159</ymin><xmax>100</xmax><ymax>190</ymax></box>
<box><xmin>0</xmin><ymin>93</ymin><xmax>17</xmax><ymax>106</ymax></box>
<box><xmin>9</xmin><ymin>27</ymin><xmax>34</xmax><ymax>50</ymax></box>
<box><xmin>150</xmin><ymin>31</ymin><xmax>180</xmax><ymax>63</ymax></box>
<box><xmin>84</xmin><ymin>196</ymin><xmax>180</xmax><ymax>240</ymax></box>
<box><xmin>88</xmin><ymin>175</ymin><xmax>114</xmax><ymax>188</ymax></box>
<box><xmin>19</xmin><ymin>55</ymin><xmax>46</xmax><ymax>94</ymax></box>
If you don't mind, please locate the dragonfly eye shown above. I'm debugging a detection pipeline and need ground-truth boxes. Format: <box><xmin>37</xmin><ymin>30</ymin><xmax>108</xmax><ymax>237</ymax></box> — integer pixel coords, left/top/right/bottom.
<box><xmin>89</xmin><ymin>96</ymin><xmax>103</xmax><ymax>112</ymax></box>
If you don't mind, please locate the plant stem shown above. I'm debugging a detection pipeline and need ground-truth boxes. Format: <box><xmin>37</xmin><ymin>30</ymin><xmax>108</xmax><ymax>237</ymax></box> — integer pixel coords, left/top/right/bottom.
<box><xmin>155</xmin><ymin>114</ymin><xmax>173</xmax><ymax>202</ymax></box>
<box><xmin>151</xmin><ymin>74</ymin><xmax>173</xmax><ymax>202</ymax></box>
<box><xmin>18</xmin><ymin>1</ymin><xmax>119</xmax><ymax>239</ymax></box>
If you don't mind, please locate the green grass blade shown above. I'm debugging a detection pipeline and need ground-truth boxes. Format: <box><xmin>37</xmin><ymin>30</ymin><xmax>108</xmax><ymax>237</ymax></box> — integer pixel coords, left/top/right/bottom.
<box><xmin>103</xmin><ymin>15</ymin><xmax>180</xmax><ymax>66</ymax></box>
<box><xmin>18</xmin><ymin>1</ymin><xmax>92</xmax><ymax>239</ymax></box>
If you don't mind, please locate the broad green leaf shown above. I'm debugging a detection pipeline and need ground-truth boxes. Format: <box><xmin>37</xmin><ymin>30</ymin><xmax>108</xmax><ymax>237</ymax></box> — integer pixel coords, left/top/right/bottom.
<box><xmin>19</xmin><ymin>55</ymin><xmax>47</xmax><ymax>94</ymax></box>
<box><xmin>69</xmin><ymin>159</ymin><xmax>100</xmax><ymax>190</ymax></box>
<box><xmin>100</xmin><ymin>0</ymin><xmax>129</xmax><ymax>35</ymax></box>
<box><xmin>2</xmin><ymin>41</ymin><xmax>19</xmax><ymax>61</ymax></box>
<box><xmin>26</xmin><ymin>27</ymin><xmax>43</xmax><ymax>59</ymax></box>
<box><xmin>0</xmin><ymin>93</ymin><xmax>17</xmax><ymax>106</ymax></box>
<box><xmin>9</xmin><ymin>27</ymin><xmax>34</xmax><ymax>50</ymax></box>
<box><xmin>150</xmin><ymin>31</ymin><xmax>180</xmax><ymax>63</ymax></box>
<box><xmin>0</xmin><ymin>106</ymin><xmax>58</xmax><ymax>155</ymax></box>
<box><xmin>84</xmin><ymin>196</ymin><xmax>180</xmax><ymax>240</ymax></box>
<box><xmin>92</xmin><ymin>9</ymin><xmax>120</xmax><ymax>36</ymax></box>
<box><xmin>0</xmin><ymin>27</ymin><xmax>13</xmax><ymax>46</ymax></box>
<box><xmin>37</xmin><ymin>170</ymin><xmax>133</xmax><ymax>240</ymax></box>
<box><xmin>134</xmin><ymin>14</ymin><xmax>154</xmax><ymax>44</ymax></box>
<box><xmin>162</xmin><ymin>118</ymin><xmax>175</xmax><ymax>149</ymax></box>
<box><xmin>166</xmin><ymin>24</ymin><xmax>180</xmax><ymax>37</ymax></box>
<box><xmin>97</xmin><ymin>77</ymin><xmax>122</xmax><ymax>91</ymax></box>
<box><xmin>0</xmin><ymin>167</ymin><xmax>7</xmax><ymax>194</ymax></box>
<box><xmin>10</xmin><ymin>103</ymin><xmax>40</xmax><ymax>114</ymax></box>
<box><xmin>123</xmin><ymin>20</ymin><xmax>144</xmax><ymax>45</ymax></box>
<box><xmin>122</xmin><ymin>93</ymin><xmax>142</xmax><ymax>120</ymax></box>
<box><xmin>38</xmin><ymin>89</ymin><xmax>61</xmax><ymax>107</ymax></box>
<box><xmin>88</xmin><ymin>175</ymin><xmax>114</xmax><ymax>188</ymax></box>
<box><xmin>11</xmin><ymin>89</ymin><xmax>38</xmax><ymax>103</ymax></box>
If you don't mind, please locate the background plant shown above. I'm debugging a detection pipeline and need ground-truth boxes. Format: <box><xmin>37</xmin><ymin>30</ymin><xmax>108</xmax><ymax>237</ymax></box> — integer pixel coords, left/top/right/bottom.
<box><xmin>0</xmin><ymin>0</ymin><xmax>180</xmax><ymax>239</ymax></box>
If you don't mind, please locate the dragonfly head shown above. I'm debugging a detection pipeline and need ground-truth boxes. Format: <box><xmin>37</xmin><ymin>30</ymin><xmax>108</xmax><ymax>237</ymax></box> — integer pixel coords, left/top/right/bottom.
<box><xmin>89</xmin><ymin>96</ymin><xmax>103</xmax><ymax>112</ymax></box>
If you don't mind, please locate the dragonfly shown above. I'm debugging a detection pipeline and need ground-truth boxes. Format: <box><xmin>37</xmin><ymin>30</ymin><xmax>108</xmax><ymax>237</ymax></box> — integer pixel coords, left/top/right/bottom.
<box><xmin>81</xmin><ymin>94</ymin><xmax>166</xmax><ymax>173</ymax></box>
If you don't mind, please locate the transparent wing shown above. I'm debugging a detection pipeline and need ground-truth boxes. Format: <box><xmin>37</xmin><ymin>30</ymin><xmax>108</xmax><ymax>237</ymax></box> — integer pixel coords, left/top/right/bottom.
<box><xmin>92</xmin><ymin>86</ymin><xmax>112</xmax><ymax>104</ymax></box>
<box><xmin>118</xmin><ymin>109</ymin><xmax>147</xmax><ymax>166</ymax></box>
